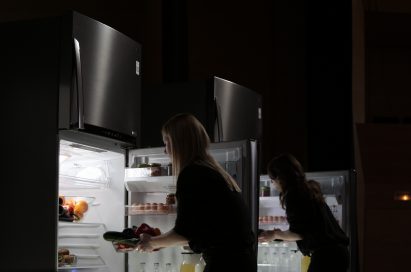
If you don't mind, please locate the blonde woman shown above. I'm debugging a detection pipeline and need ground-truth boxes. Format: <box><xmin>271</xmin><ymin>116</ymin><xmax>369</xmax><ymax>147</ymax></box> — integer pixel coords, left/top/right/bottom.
<box><xmin>136</xmin><ymin>113</ymin><xmax>256</xmax><ymax>272</ymax></box>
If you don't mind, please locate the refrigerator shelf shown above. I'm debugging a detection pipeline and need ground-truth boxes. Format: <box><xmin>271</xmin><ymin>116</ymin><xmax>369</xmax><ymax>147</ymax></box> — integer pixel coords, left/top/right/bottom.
<box><xmin>259</xmin><ymin>222</ymin><xmax>288</xmax><ymax>227</ymax></box>
<box><xmin>125</xmin><ymin>176</ymin><xmax>176</xmax><ymax>193</ymax></box>
<box><xmin>259</xmin><ymin>196</ymin><xmax>282</xmax><ymax>208</ymax></box>
<box><xmin>59</xmin><ymin>174</ymin><xmax>110</xmax><ymax>189</ymax></box>
<box><xmin>58</xmin><ymin>254</ymin><xmax>106</xmax><ymax>270</ymax></box>
<box><xmin>126</xmin><ymin>204</ymin><xmax>177</xmax><ymax>216</ymax></box>
<box><xmin>58</xmin><ymin>222</ymin><xmax>107</xmax><ymax>231</ymax></box>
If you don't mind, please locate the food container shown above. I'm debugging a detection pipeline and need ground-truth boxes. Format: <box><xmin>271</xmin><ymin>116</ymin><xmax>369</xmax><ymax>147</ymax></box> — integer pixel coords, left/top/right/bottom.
<box><xmin>112</xmin><ymin>240</ymin><xmax>139</xmax><ymax>253</ymax></box>
<box><xmin>128</xmin><ymin>163</ymin><xmax>162</xmax><ymax>177</ymax></box>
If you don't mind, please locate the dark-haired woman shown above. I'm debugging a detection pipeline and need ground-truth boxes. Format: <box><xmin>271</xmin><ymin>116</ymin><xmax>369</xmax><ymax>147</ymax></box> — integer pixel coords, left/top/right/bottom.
<box><xmin>258</xmin><ymin>153</ymin><xmax>349</xmax><ymax>272</ymax></box>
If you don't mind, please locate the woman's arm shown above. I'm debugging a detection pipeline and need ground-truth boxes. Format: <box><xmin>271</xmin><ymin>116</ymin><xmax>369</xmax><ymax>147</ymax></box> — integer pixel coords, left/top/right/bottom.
<box><xmin>136</xmin><ymin>229</ymin><xmax>188</xmax><ymax>252</ymax></box>
<box><xmin>258</xmin><ymin>228</ymin><xmax>303</xmax><ymax>243</ymax></box>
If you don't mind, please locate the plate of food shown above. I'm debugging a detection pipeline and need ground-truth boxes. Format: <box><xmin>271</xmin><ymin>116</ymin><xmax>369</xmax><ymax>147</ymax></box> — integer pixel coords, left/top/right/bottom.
<box><xmin>104</xmin><ymin>223</ymin><xmax>161</xmax><ymax>253</ymax></box>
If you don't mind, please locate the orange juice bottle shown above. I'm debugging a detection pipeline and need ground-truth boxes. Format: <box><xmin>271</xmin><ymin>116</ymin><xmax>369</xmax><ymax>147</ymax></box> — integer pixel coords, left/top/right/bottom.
<box><xmin>301</xmin><ymin>255</ymin><xmax>311</xmax><ymax>272</ymax></box>
<box><xmin>180</xmin><ymin>252</ymin><xmax>203</xmax><ymax>272</ymax></box>
<box><xmin>180</xmin><ymin>263</ymin><xmax>196</xmax><ymax>272</ymax></box>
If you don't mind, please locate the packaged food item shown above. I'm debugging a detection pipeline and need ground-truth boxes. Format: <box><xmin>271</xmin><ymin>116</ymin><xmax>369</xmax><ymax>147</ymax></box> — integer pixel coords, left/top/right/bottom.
<box><xmin>104</xmin><ymin>223</ymin><xmax>162</xmax><ymax>253</ymax></box>
<box><xmin>58</xmin><ymin>248</ymin><xmax>77</xmax><ymax>267</ymax></box>
<box><xmin>131</xmin><ymin>163</ymin><xmax>162</xmax><ymax>177</ymax></box>
<box><xmin>260</xmin><ymin>185</ymin><xmax>270</xmax><ymax>197</ymax></box>
<box><xmin>166</xmin><ymin>193</ymin><xmax>176</xmax><ymax>205</ymax></box>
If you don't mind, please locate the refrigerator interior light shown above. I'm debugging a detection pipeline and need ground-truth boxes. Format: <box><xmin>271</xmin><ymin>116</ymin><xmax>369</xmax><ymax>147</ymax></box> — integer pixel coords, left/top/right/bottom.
<box><xmin>394</xmin><ymin>191</ymin><xmax>411</xmax><ymax>202</ymax></box>
<box><xmin>59</xmin><ymin>154</ymin><xmax>71</xmax><ymax>163</ymax></box>
<box><xmin>76</xmin><ymin>167</ymin><xmax>106</xmax><ymax>180</ymax></box>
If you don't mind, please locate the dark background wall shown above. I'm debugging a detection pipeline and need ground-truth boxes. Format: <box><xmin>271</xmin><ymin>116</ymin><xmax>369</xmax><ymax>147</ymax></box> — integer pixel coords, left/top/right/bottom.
<box><xmin>0</xmin><ymin>0</ymin><xmax>353</xmax><ymax>173</ymax></box>
<box><xmin>3</xmin><ymin>1</ymin><xmax>411</xmax><ymax>272</ymax></box>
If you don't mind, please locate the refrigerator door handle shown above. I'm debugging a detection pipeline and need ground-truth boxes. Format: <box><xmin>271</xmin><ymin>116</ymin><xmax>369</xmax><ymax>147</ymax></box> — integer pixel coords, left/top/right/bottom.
<box><xmin>214</xmin><ymin>97</ymin><xmax>223</xmax><ymax>142</ymax></box>
<box><xmin>73</xmin><ymin>38</ymin><xmax>85</xmax><ymax>129</ymax></box>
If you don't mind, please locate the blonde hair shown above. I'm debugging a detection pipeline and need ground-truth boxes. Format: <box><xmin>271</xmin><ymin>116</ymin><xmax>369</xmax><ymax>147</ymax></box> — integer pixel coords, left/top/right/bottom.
<box><xmin>162</xmin><ymin>113</ymin><xmax>241</xmax><ymax>192</ymax></box>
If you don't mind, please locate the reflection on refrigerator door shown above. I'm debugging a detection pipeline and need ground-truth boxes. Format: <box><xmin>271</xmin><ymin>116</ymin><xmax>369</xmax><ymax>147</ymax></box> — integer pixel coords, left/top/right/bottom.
<box><xmin>58</xmin><ymin>139</ymin><xmax>126</xmax><ymax>271</ymax></box>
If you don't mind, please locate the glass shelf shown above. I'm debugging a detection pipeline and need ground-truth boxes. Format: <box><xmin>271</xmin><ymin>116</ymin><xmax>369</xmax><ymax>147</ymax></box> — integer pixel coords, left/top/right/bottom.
<box><xmin>58</xmin><ymin>222</ymin><xmax>107</xmax><ymax>269</ymax></box>
<box><xmin>124</xmin><ymin>175</ymin><xmax>176</xmax><ymax>193</ymax></box>
<box><xmin>126</xmin><ymin>204</ymin><xmax>177</xmax><ymax>216</ymax></box>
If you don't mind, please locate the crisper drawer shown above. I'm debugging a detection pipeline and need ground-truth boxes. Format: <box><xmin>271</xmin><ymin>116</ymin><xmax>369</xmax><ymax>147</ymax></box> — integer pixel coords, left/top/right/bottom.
<box><xmin>58</xmin><ymin>222</ymin><xmax>107</xmax><ymax>269</ymax></box>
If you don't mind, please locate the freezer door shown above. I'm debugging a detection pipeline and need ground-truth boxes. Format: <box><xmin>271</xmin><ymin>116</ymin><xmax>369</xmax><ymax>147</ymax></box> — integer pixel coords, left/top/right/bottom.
<box><xmin>213</xmin><ymin>77</ymin><xmax>262</xmax><ymax>142</ymax></box>
<box><xmin>209</xmin><ymin>140</ymin><xmax>259</xmax><ymax>237</ymax></box>
<box><xmin>63</xmin><ymin>11</ymin><xmax>141</xmax><ymax>144</ymax></box>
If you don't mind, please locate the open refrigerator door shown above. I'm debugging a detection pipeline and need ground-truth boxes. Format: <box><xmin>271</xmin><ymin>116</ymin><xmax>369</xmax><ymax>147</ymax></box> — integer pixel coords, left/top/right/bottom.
<box><xmin>257</xmin><ymin>171</ymin><xmax>350</xmax><ymax>272</ymax></box>
<box><xmin>124</xmin><ymin>140</ymin><xmax>258</xmax><ymax>272</ymax></box>
<box><xmin>58</xmin><ymin>139</ymin><xmax>126</xmax><ymax>271</ymax></box>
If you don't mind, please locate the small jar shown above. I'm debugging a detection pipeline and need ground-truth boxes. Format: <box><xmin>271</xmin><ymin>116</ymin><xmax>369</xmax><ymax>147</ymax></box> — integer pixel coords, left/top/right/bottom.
<box><xmin>260</xmin><ymin>185</ymin><xmax>270</xmax><ymax>197</ymax></box>
<box><xmin>166</xmin><ymin>193</ymin><xmax>176</xmax><ymax>205</ymax></box>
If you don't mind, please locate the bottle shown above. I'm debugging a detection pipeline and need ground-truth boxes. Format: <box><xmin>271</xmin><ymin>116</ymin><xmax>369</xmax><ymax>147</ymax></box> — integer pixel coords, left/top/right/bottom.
<box><xmin>180</xmin><ymin>252</ymin><xmax>203</xmax><ymax>272</ymax></box>
<box><xmin>271</xmin><ymin>246</ymin><xmax>279</xmax><ymax>272</ymax></box>
<box><xmin>139</xmin><ymin>262</ymin><xmax>146</xmax><ymax>272</ymax></box>
<box><xmin>154</xmin><ymin>262</ymin><xmax>161</xmax><ymax>272</ymax></box>
<box><xmin>165</xmin><ymin>263</ymin><xmax>173</xmax><ymax>272</ymax></box>
<box><xmin>301</xmin><ymin>255</ymin><xmax>311</xmax><ymax>272</ymax></box>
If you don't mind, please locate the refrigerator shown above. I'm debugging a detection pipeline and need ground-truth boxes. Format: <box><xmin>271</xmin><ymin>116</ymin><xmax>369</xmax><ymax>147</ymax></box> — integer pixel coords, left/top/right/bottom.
<box><xmin>257</xmin><ymin>171</ymin><xmax>356</xmax><ymax>272</ymax></box>
<box><xmin>141</xmin><ymin>76</ymin><xmax>263</xmax><ymax>147</ymax></box>
<box><xmin>0</xmin><ymin>11</ymin><xmax>260</xmax><ymax>272</ymax></box>
<box><xmin>1</xmin><ymin>10</ymin><xmax>141</xmax><ymax>272</ymax></box>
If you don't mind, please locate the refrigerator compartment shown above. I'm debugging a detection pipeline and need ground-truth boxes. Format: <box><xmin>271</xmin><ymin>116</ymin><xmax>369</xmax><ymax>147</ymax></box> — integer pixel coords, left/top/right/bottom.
<box><xmin>125</xmin><ymin>176</ymin><xmax>176</xmax><ymax>193</ymax></box>
<box><xmin>59</xmin><ymin>140</ymin><xmax>114</xmax><ymax>190</ymax></box>
<box><xmin>58</xmin><ymin>234</ymin><xmax>100</xmax><ymax>244</ymax></box>
<box><xmin>58</xmin><ymin>243</ymin><xmax>100</xmax><ymax>256</ymax></box>
<box><xmin>59</xmin><ymin>174</ymin><xmax>110</xmax><ymax>189</ymax></box>
<box><xmin>126</xmin><ymin>203</ymin><xmax>176</xmax><ymax>215</ymax></box>
<box><xmin>60</xmin><ymin>195</ymin><xmax>96</xmax><ymax>205</ymax></box>
<box><xmin>58</xmin><ymin>222</ymin><xmax>107</xmax><ymax>236</ymax></box>
<box><xmin>75</xmin><ymin>254</ymin><xmax>106</xmax><ymax>267</ymax></box>
<box><xmin>58</xmin><ymin>254</ymin><xmax>106</xmax><ymax>270</ymax></box>
<box><xmin>126</xmin><ymin>164</ymin><xmax>162</xmax><ymax>177</ymax></box>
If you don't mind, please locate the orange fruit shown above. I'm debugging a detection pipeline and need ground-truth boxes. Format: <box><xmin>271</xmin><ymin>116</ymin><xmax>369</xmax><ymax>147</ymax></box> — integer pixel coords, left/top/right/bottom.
<box><xmin>74</xmin><ymin>200</ymin><xmax>88</xmax><ymax>214</ymax></box>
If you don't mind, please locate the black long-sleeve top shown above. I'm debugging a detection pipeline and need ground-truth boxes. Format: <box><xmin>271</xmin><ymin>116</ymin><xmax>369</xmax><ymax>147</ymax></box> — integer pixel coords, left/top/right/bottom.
<box><xmin>173</xmin><ymin>163</ymin><xmax>255</xmax><ymax>257</ymax></box>
<box><xmin>284</xmin><ymin>189</ymin><xmax>349</xmax><ymax>255</ymax></box>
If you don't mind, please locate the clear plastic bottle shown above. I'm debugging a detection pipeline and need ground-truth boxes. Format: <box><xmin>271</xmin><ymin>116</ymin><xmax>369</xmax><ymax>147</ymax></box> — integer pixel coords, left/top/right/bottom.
<box><xmin>165</xmin><ymin>263</ymin><xmax>173</xmax><ymax>272</ymax></box>
<box><xmin>154</xmin><ymin>262</ymin><xmax>161</xmax><ymax>272</ymax></box>
<box><xmin>289</xmin><ymin>250</ymin><xmax>300</xmax><ymax>272</ymax></box>
<box><xmin>271</xmin><ymin>246</ymin><xmax>279</xmax><ymax>272</ymax></box>
<box><xmin>139</xmin><ymin>262</ymin><xmax>146</xmax><ymax>272</ymax></box>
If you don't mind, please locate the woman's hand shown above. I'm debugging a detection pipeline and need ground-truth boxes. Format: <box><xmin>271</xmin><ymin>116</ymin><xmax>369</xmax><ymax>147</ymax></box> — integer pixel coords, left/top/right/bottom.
<box><xmin>258</xmin><ymin>228</ymin><xmax>281</xmax><ymax>243</ymax></box>
<box><xmin>136</xmin><ymin>233</ymin><xmax>155</xmax><ymax>252</ymax></box>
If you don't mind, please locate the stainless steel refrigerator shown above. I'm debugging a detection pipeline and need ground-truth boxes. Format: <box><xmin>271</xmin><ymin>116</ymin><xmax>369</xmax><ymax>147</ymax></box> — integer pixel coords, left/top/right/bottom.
<box><xmin>1</xmin><ymin>11</ymin><xmax>260</xmax><ymax>272</ymax></box>
<box><xmin>1</xmin><ymin>11</ymin><xmax>141</xmax><ymax>271</ymax></box>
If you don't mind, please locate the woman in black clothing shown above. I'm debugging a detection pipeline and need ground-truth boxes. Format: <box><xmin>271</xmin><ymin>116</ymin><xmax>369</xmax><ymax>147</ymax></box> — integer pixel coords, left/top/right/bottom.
<box><xmin>136</xmin><ymin>113</ymin><xmax>256</xmax><ymax>272</ymax></box>
<box><xmin>258</xmin><ymin>153</ymin><xmax>349</xmax><ymax>272</ymax></box>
